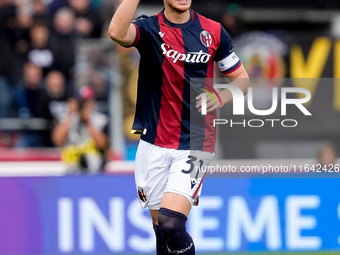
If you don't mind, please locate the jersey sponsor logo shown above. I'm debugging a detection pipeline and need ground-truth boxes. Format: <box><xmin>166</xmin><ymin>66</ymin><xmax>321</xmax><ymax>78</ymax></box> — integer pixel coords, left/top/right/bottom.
<box><xmin>159</xmin><ymin>31</ymin><xmax>165</xmax><ymax>38</ymax></box>
<box><xmin>200</xmin><ymin>30</ymin><xmax>212</xmax><ymax>47</ymax></box>
<box><xmin>161</xmin><ymin>43</ymin><xmax>211</xmax><ymax>64</ymax></box>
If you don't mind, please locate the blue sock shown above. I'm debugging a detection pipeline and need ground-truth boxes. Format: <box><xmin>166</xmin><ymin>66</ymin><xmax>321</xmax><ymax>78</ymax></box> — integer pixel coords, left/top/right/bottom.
<box><xmin>153</xmin><ymin>224</ymin><xmax>169</xmax><ymax>255</ymax></box>
<box><xmin>158</xmin><ymin>208</ymin><xmax>195</xmax><ymax>255</ymax></box>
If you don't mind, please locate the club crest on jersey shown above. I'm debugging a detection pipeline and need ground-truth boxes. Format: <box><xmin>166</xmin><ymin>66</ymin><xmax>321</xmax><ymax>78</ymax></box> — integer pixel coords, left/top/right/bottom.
<box><xmin>138</xmin><ymin>187</ymin><xmax>148</xmax><ymax>202</ymax></box>
<box><xmin>200</xmin><ymin>30</ymin><xmax>212</xmax><ymax>47</ymax></box>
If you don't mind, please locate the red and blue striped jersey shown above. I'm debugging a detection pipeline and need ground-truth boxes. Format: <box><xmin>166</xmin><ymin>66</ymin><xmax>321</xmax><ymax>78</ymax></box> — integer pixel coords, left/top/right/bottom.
<box><xmin>129</xmin><ymin>9</ymin><xmax>241</xmax><ymax>153</ymax></box>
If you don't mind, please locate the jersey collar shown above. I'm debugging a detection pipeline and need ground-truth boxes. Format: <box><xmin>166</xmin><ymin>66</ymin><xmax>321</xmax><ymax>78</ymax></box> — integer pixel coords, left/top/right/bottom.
<box><xmin>160</xmin><ymin>9</ymin><xmax>194</xmax><ymax>29</ymax></box>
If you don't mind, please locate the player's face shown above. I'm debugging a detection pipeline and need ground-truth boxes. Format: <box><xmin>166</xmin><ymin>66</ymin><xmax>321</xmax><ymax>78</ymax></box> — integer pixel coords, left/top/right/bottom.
<box><xmin>164</xmin><ymin>0</ymin><xmax>192</xmax><ymax>13</ymax></box>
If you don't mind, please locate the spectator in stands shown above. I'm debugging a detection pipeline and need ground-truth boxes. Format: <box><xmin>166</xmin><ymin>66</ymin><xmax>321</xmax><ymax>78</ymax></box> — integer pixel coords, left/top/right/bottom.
<box><xmin>220</xmin><ymin>4</ymin><xmax>243</xmax><ymax>37</ymax></box>
<box><xmin>90</xmin><ymin>70</ymin><xmax>109</xmax><ymax>115</ymax></box>
<box><xmin>52</xmin><ymin>86</ymin><xmax>109</xmax><ymax>174</ymax></box>
<box><xmin>0</xmin><ymin>0</ymin><xmax>17</xmax><ymax>84</ymax></box>
<box><xmin>51</xmin><ymin>7</ymin><xmax>76</xmax><ymax>81</ymax></box>
<box><xmin>13</xmin><ymin>62</ymin><xmax>44</xmax><ymax>147</ymax></box>
<box><xmin>48</xmin><ymin>0</ymin><xmax>68</xmax><ymax>17</ymax></box>
<box><xmin>12</xmin><ymin>0</ymin><xmax>34</xmax><ymax>30</ymax></box>
<box><xmin>14</xmin><ymin>62</ymin><xmax>44</xmax><ymax>119</ymax></box>
<box><xmin>317</xmin><ymin>142</ymin><xmax>338</xmax><ymax>169</ymax></box>
<box><xmin>0</xmin><ymin>77</ymin><xmax>15</xmax><ymax>118</ymax></box>
<box><xmin>25</xmin><ymin>22</ymin><xmax>56</xmax><ymax>76</ymax></box>
<box><xmin>68</xmin><ymin>0</ymin><xmax>103</xmax><ymax>38</ymax></box>
<box><xmin>32</xmin><ymin>0</ymin><xmax>49</xmax><ymax>24</ymax></box>
<box><xmin>36</xmin><ymin>70</ymin><xmax>71</xmax><ymax>146</ymax></box>
<box><xmin>0</xmin><ymin>0</ymin><xmax>22</xmax><ymax>117</ymax></box>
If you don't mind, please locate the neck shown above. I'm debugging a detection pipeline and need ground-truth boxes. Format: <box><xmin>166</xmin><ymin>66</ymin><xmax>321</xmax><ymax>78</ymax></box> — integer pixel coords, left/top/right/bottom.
<box><xmin>164</xmin><ymin>7</ymin><xmax>190</xmax><ymax>24</ymax></box>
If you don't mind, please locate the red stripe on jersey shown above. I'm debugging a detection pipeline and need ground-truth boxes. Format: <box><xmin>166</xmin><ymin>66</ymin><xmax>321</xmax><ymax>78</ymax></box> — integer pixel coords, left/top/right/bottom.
<box><xmin>131</xmin><ymin>23</ymin><xmax>140</xmax><ymax>46</ymax></box>
<box><xmin>154</xmin><ymin>14</ymin><xmax>185</xmax><ymax>148</ymax></box>
<box><xmin>198</xmin><ymin>14</ymin><xmax>221</xmax><ymax>153</ymax></box>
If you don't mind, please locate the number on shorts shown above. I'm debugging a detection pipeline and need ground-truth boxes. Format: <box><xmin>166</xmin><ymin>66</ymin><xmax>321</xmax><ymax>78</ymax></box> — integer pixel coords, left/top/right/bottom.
<box><xmin>181</xmin><ymin>155</ymin><xmax>197</xmax><ymax>174</ymax></box>
<box><xmin>181</xmin><ymin>155</ymin><xmax>205</xmax><ymax>179</ymax></box>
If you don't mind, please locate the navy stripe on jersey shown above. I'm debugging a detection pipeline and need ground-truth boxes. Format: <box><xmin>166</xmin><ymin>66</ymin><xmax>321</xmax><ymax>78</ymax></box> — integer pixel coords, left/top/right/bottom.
<box><xmin>180</xmin><ymin>11</ymin><xmax>208</xmax><ymax>150</ymax></box>
<box><xmin>131</xmin><ymin>16</ymin><xmax>164</xmax><ymax>145</ymax></box>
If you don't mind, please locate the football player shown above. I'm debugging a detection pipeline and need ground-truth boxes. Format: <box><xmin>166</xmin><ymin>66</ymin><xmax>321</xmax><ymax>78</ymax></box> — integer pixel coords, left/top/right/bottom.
<box><xmin>108</xmin><ymin>0</ymin><xmax>250</xmax><ymax>254</ymax></box>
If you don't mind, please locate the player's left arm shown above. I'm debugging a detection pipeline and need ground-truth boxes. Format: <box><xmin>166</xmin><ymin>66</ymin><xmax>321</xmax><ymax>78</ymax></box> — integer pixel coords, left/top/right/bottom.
<box><xmin>196</xmin><ymin>64</ymin><xmax>250</xmax><ymax>113</ymax></box>
<box><xmin>197</xmin><ymin>23</ymin><xmax>250</xmax><ymax>113</ymax></box>
<box><xmin>220</xmin><ymin>63</ymin><xmax>250</xmax><ymax>105</ymax></box>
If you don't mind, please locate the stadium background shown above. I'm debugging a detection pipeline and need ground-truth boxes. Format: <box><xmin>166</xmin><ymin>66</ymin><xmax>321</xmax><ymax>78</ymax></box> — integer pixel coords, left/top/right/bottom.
<box><xmin>1</xmin><ymin>0</ymin><xmax>340</xmax><ymax>254</ymax></box>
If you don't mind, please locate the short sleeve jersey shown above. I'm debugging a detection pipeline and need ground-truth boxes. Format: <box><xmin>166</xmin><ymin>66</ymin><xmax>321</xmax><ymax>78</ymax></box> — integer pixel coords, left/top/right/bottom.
<box><xmin>129</xmin><ymin>9</ymin><xmax>241</xmax><ymax>153</ymax></box>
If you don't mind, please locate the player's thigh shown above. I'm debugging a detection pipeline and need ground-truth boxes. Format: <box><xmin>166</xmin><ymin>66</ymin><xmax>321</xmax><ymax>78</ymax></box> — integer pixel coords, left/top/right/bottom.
<box><xmin>160</xmin><ymin>192</ymin><xmax>191</xmax><ymax>216</ymax></box>
<box><xmin>135</xmin><ymin>140</ymin><xmax>170</xmax><ymax>209</ymax></box>
<box><xmin>164</xmin><ymin>150</ymin><xmax>215</xmax><ymax>211</ymax></box>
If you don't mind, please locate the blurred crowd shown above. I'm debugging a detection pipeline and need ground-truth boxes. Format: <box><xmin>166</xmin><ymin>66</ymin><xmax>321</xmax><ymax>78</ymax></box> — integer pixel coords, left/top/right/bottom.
<box><xmin>0</xmin><ymin>0</ymin><xmax>115</xmax><ymax>148</ymax></box>
<box><xmin>0</xmin><ymin>0</ymin><xmax>241</xmax><ymax>149</ymax></box>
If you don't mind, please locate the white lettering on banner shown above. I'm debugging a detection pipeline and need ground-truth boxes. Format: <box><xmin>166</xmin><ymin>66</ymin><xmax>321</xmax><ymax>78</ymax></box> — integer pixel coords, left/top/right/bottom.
<box><xmin>189</xmin><ymin>197</ymin><xmax>224</xmax><ymax>251</ymax></box>
<box><xmin>79</xmin><ymin>198</ymin><xmax>124</xmax><ymax>252</ymax></box>
<box><xmin>58</xmin><ymin>198</ymin><xmax>74</xmax><ymax>252</ymax></box>
<box><xmin>286</xmin><ymin>196</ymin><xmax>321</xmax><ymax>250</ymax></box>
<box><xmin>161</xmin><ymin>43</ymin><xmax>211</xmax><ymax>64</ymax></box>
<box><xmin>128</xmin><ymin>199</ymin><xmax>155</xmax><ymax>252</ymax></box>
<box><xmin>56</xmin><ymin>195</ymin><xmax>324</xmax><ymax>253</ymax></box>
<box><xmin>227</xmin><ymin>196</ymin><xmax>281</xmax><ymax>250</ymax></box>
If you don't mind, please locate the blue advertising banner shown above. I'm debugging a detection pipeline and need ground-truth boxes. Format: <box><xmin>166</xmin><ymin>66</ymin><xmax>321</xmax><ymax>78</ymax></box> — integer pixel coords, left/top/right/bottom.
<box><xmin>0</xmin><ymin>175</ymin><xmax>339</xmax><ymax>254</ymax></box>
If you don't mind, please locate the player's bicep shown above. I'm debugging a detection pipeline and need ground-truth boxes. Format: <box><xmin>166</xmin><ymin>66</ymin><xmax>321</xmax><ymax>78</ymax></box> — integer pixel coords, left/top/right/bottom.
<box><xmin>215</xmin><ymin>25</ymin><xmax>243</xmax><ymax>75</ymax></box>
<box><xmin>112</xmin><ymin>23</ymin><xmax>138</xmax><ymax>47</ymax></box>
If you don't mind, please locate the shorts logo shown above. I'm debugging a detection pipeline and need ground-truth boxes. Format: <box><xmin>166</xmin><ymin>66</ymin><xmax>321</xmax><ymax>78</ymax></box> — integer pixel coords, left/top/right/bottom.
<box><xmin>190</xmin><ymin>179</ymin><xmax>196</xmax><ymax>189</ymax></box>
<box><xmin>200</xmin><ymin>30</ymin><xmax>212</xmax><ymax>47</ymax></box>
<box><xmin>138</xmin><ymin>187</ymin><xmax>148</xmax><ymax>202</ymax></box>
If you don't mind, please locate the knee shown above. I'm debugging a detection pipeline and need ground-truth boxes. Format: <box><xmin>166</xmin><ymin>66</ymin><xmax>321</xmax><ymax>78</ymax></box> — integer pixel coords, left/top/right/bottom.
<box><xmin>158</xmin><ymin>214</ymin><xmax>175</xmax><ymax>235</ymax></box>
<box><xmin>158</xmin><ymin>208</ymin><xmax>187</xmax><ymax>236</ymax></box>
